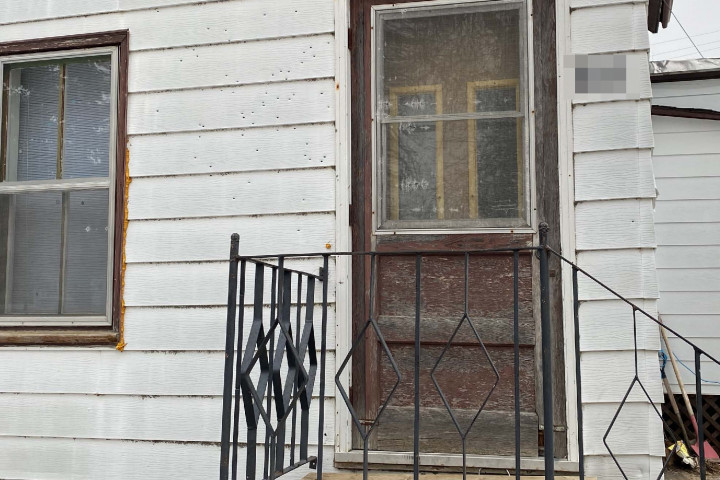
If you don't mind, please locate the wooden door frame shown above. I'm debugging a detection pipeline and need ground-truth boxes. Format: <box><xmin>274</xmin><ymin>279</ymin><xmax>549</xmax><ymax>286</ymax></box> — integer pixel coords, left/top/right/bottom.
<box><xmin>334</xmin><ymin>0</ymin><xmax>577</xmax><ymax>465</ymax></box>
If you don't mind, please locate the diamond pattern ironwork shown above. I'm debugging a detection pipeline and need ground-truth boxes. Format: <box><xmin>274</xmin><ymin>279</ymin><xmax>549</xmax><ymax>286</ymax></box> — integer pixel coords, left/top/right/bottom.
<box><xmin>431</xmin><ymin>313</ymin><xmax>499</xmax><ymax>439</ymax></box>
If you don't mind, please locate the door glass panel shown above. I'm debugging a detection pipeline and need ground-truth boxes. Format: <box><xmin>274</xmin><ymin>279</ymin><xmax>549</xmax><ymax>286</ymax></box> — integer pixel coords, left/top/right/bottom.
<box><xmin>375</xmin><ymin>1</ymin><xmax>529</xmax><ymax>230</ymax></box>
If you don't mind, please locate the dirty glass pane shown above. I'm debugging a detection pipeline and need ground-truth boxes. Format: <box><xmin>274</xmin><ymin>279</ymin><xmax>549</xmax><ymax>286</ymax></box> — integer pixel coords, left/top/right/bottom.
<box><xmin>6</xmin><ymin>64</ymin><xmax>61</xmax><ymax>181</ymax></box>
<box><xmin>0</xmin><ymin>192</ymin><xmax>62</xmax><ymax>314</ymax></box>
<box><xmin>0</xmin><ymin>53</ymin><xmax>114</xmax><ymax>321</ymax></box>
<box><xmin>474</xmin><ymin>117</ymin><xmax>522</xmax><ymax>218</ymax></box>
<box><xmin>63</xmin><ymin>56</ymin><xmax>112</xmax><ymax>178</ymax></box>
<box><xmin>375</xmin><ymin>1</ymin><xmax>529</xmax><ymax>230</ymax></box>
<box><xmin>62</xmin><ymin>189</ymin><xmax>109</xmax><ymax>314</ymax></box>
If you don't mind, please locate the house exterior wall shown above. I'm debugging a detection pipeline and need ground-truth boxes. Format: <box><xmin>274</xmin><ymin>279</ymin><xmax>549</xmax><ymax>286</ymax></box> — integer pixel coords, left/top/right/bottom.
<box><xmin>652</xmin><ymin>78</ymin><xmax>720</xmax><ymax>395</ymax></box>
<box><xmin>0</xmin><ymin>1</ymin><xmax>338</xmax><ymax>478</ymax></box>
<box><xmin>564</xmin><ymin>0</ymin><xmax>664</xmax><ymax>478</ymax></box>
<box><xmin>0</xmin><ymin>0</ymin><xmax>662</xmax><ymax>479</ymax></box>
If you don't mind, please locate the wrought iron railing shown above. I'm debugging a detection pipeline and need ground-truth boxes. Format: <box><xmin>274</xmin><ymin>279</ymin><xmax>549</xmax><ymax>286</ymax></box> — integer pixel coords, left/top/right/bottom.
<box><xmin>219</xmin><ymin>224</ymin><xmax>720</xmax><ymax>480</ymax></box>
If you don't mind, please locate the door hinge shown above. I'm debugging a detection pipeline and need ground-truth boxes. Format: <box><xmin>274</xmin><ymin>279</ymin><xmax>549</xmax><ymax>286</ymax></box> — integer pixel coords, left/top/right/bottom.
<box><xmin>348</xmin><ymin>203</ymin><xmax>355</xmax><ymax>223</ymax></box>
<box><xmin>348</xmin><ymin>28</ymin><xmax>353</xmax><ymax>50</ymax></box>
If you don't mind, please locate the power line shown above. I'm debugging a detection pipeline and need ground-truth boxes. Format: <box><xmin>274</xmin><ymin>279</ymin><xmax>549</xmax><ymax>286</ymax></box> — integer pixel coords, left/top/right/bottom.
<box><xmin>653</xmin><ymin>28</ymin><xmax>720</xmax><ymax>46</ymax></box>
<box><xmin>664</xmin><ymin>0</ymin><xmax>705</xmax><ymax>58</ymax></box>
<box><xmin>655</xmin><ymin>37</ymin><xmax>720</xmax><ymax>57</ymax></box>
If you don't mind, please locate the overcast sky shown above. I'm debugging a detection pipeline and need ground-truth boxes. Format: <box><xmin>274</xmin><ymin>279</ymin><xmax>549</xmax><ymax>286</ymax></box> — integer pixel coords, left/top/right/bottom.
<box><xmin>650</xmin><ymin>0</ymin><xmax>720</xmax><ymax>60</ymax></box>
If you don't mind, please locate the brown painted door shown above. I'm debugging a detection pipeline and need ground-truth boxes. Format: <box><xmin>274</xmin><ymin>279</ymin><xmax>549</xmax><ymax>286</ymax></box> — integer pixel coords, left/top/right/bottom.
<box><xmin>349</xmin><ymin>0</ymin><xmax>566</xmax><ymax>458</ymax></box>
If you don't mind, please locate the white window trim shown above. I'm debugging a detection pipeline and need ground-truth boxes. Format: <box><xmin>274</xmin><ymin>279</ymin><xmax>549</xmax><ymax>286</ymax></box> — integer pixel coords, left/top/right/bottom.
<box><xmin>370</xmin><ymin>0</ymin><xmax>536</xmax><ymax>235</ymax></box>
<box><xmin>0</xmin><ymin>46</ymin><xmax>119</xmax><ymax>327</ymax></box>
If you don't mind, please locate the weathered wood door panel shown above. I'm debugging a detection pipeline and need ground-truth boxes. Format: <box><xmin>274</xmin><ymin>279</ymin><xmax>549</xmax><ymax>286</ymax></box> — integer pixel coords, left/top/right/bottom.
<box><xmin>349</xmin><ymin>0</ymin><xmax>564</xmax><ymax>459</ymax></box>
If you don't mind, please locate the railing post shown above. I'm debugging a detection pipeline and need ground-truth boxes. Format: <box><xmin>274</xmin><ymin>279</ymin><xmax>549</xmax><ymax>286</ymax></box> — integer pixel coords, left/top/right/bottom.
<box><xmin>317</xmin><ymin>255</ymin><xmax>330</xmax><ymax>480</ymax></box>
<box><xmin>220</xmin><ymin>233</ymin><xmax>240</xmax><ymax>480</ymax></box>
<box><xmin>539</xmin><ymin>223</ymin><xmax>554</xmax><ymax>480</ymax></box>
<box><xmin>696</xmin><ymin>348</ymin><xmax>706</xmax><ymax>480</ymax></box>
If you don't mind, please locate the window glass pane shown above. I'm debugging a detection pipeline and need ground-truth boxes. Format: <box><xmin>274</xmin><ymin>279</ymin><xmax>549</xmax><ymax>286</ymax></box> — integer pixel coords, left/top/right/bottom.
<box><xmin>376</xmin><ymin>2</ymin><xmax>528</xmax><ymax>230</ymax></box>
<box><xmin>0</xmin><ymin>191</ymin><xmax>62</xmax><ymax>314</ymax></box>
<box><xmin>62</xmin><ymin>189</ymin><xmax>109</xmax><ymax>314</ymax></box>
<box><xmin>63</xmin><ymin>57</ymin><xmax>112</xmax><ymax>179</ymax></box>
<box><xmin>474</xmin><ymin>118</ymin><xmax>523</xmax><ymax>218</ymax></box>
<box><xmin>378</xmin><ymin>6</ymin><xmax>521</xmax><ymax>117</ymax></box>
<box><xmin>9</xmin><ymin>64</ymin><xmax>61</xmax><ymax>181</ymax></box>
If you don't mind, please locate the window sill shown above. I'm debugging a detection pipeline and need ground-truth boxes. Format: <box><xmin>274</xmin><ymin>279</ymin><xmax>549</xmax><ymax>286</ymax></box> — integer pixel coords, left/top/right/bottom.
<box><xmin>0</xmin><ymin>327</ymin><xmax>119</xmax><ymax>346</ymax></box>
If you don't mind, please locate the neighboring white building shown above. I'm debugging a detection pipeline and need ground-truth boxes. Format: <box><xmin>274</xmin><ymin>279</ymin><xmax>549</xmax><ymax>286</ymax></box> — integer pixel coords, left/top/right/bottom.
<box><xmin>0</xmin><ymin>1</ymin><xmax>670</xmax><ymax>479</ymax></box>
<box><xmin>651</xmin><ymin>59</ymin><xmax>720</xmax><ymax>395</ymax></box>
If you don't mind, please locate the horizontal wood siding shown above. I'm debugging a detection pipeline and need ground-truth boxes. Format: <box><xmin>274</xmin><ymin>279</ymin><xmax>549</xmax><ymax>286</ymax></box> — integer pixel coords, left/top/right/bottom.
<box><xmin>0</xmin><ymin>1</ymin><xmax>338</xmax><ymax>479</ymax></box>
<box><xmin>570</xmin><ymin>0</ymin><xmax>663</xmax><ymax>475</ymax></box>
<box><xmin>0</xmin><ymin>437</ymin><xmax>335</xmax><ymax>480</ymax></box>
<box><xmin>652</xmin><ymin>112</ymin><xmax>720</xmax><ymax>395</ymax></box>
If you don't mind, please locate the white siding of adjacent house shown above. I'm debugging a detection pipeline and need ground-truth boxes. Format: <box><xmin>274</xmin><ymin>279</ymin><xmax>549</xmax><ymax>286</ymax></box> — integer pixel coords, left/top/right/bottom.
<box><xmin>0</xmin><ymin>1</ymin><xmax>337</xmax><ymax>479</ymax></box>
<box><xmin>566</xmin><ymin>0</ymin><xmax>663</xmax><ymax>478</ymax></box>
<box><xmin>652</xmin><ymin>78</ymin><xmax>720</xmax><ymax>395</ymax></box>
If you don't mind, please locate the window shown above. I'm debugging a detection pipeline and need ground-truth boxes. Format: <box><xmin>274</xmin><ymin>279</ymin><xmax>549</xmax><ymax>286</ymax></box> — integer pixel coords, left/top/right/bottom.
<box><xmin>374</xmin><ymin>0</ymin><xmax>530</xmax><ymax>231</ymax></box>
<box><xmin>0</xmin><ymin>32</ymin><xmax>128</xmax><ymax>344</ymax></box>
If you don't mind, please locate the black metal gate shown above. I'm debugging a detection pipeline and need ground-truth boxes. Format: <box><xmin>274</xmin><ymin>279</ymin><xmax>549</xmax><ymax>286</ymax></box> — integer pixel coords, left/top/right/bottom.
<box><xmin>219</xmin><ymin>224</ymin><xmax>720</xmax><ymax>480</ymax></box>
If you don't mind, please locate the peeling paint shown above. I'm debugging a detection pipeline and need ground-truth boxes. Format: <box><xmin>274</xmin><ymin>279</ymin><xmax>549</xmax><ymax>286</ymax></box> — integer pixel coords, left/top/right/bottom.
<box><xmin>116</xmin><ymin>148</ymin><xmax>131</xmax><ymax>352</ymax></box>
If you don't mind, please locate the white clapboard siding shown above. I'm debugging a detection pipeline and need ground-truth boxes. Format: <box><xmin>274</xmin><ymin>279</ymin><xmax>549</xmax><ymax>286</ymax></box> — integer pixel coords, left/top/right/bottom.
<box><xmin>574</xmin><ymin>149</ymin><xmax>656</xmax><ymax>201</ymax></box>
<box><xmin>578</xmin><ymin>299</ymin><xmax>660</xmax><ymax>352</ymax></box>
<box><xmin>658</xmin><ymin>292</ymin><xmax>720</xmax><ymax>315</ymax></box>
<box><xmin>664</xmin><ymin>359</ymin><xmax>720</xmax><ymax>395</ymax></box>
<box><xmin>0</xmin><ymin>437</ymin><xmax>336</xmax><ymax>480</ymax></box>
<box><xmin>0</xmin><ymin>0</ymin><xmax>334</xmax><ymax>51</ymax></box>
<box><xmin>125</xmin><ymin>213</ymin><xmax>335</xmax><ymax>263</ymax></box>
<box><xmin>585</xmin><ymin>455</ymin><xmax>663</xmax><ymax>480</ymax></box>
<box><xmin>573</xmin><ymin>101</ymin><xmax>653</xmax><ymax>152</ymax></box>
<box><xmin>0</xmin><ymin>0</ymin><xmax>233</xmax><ymax>25</ymax></box>
<box><xmin>570</xmin><ymin>0</ymin><xmax>644</xmax><ymax>7</ymax></box>
<box><xmin>582</xmin><ymin>403</ymin><xmax>665</xmax><ymax>456</ymax></box>
<box><xmin>654</xmin><ymin>199</ymin><xmax>720</xmax><ymax>223</ymax></box>
<box><xmin>655</xmin><ymin>223</ymin><xmax>720</xmax><ymax>246</ymax></box>
<box><xmin>652</xmin><ymin>116</ymin><xmax>720</xmax><ymax>134</ymax></box>
<box><xmin>129</xmin><ymin>35</ymin><xmax>334</xmax><ymax>93</ymax></box>
<box><xmin>128</xmin><ymin>79</ymin><xmax>335</xmax><ymax>135</ymax></box>
<box><xmin>653</xmin><ymin>78</ymin><xmax>720</xmax><ymax>98</ymax></box>
<box><xmin>129</xmin><ymin>123</ymin><xmax>335</xmax><ymax>177</ymax></box>
<box><xmin>575</xmin><ymin>199</ymin><xmax>656</xmax><ymax>250</ymax></box>
<box><xmin>124</xmin><ymin>260</ymin><xmax>336</xmax><ymax>308</ymax></box>
<box><xmin>656</xmin><ymin>176</ymin><xmax>720</xmax><ymax>200</ymax></box>
<box><xmin>656</xmin><ymin>246</ymin><xmax>720</xmax><ymax>268</ymax></box>
<box><xmin>570</xmin><ymin>3</ymin><xmax>648</xmax><ymax>54</ymax></box>
<box><xmin>577</xmin><ymin>249</ymin><xmax>658</xmax><ymax>301</ymax></box>
<box><xmin>580</xmin><ymin>350</ymin><xmax>663</xmax><ymax>404</ymax></box>
<box><xmin>653</xmin><ymin>154</ymin><xmax>720</xmax><ymax>177</ymax></box>
<box><xmin>660</xmin><ymin>315</ymin><xmax>720</xmax><ymax>338</ymax></box>
<box><xmin>653</xmin><ymin>131</ymin><xmax>720</xmax><ymax>156</ymax></box>
<box><xmin>656</xmin><ymin>269</ymin><xmax>720</xmax><ymax>292</ymax></box>
<box><xmin>651</xmin><ymin>94</ymin><xmax>720</xmax><ymax>112</ymax></box>
<box><xmin>0</xmin><ymin>394</ymin><xmax>335</xmax><ymax>445</ymax></box>
<box><xmin>127</xmin><ymin>168</ymin><xmax>336</xmax><ymax>220</ymax></box>
<box><xmin>665</xmin><ymin>337</ymin><xmax>720</xmax><ymax>360</ymax></box>
<box><xmin>123</xmin><ymin>306</ymin><xmax>337</xmax><ymax>351</ymax></box>
<box><xmin>0</xmin><ymin>350</ymin><xmax>335</xmax><ymax>396</ymax></box>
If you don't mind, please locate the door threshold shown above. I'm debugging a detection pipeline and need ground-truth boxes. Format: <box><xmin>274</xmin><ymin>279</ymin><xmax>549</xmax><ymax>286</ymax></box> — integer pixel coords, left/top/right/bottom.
<box><xmin>334</xmin><ymin>451</ymin><xmax>579</xmax><ymax>474</ymax></box>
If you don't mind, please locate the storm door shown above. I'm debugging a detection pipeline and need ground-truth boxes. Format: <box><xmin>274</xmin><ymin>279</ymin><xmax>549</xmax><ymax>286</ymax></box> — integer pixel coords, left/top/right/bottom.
<box><xmin>349</xmin><ymin>0</ymin><xmax>566</xmax><ymax>461</ymax></box>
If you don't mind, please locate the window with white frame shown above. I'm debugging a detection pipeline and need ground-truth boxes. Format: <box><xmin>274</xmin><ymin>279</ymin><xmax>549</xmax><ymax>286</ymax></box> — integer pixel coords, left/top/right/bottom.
<box><xmin>0</xmin><ymin>33</ymin><xmax>127</xmax><ymax>337</ymax></box>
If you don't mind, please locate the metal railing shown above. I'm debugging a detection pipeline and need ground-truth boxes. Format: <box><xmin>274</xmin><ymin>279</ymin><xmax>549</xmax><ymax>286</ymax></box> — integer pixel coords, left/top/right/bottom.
<box><xmin>219</xmin><ymin>224</ymin><xmax>720</xmax><ymax>480</ymax></box>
